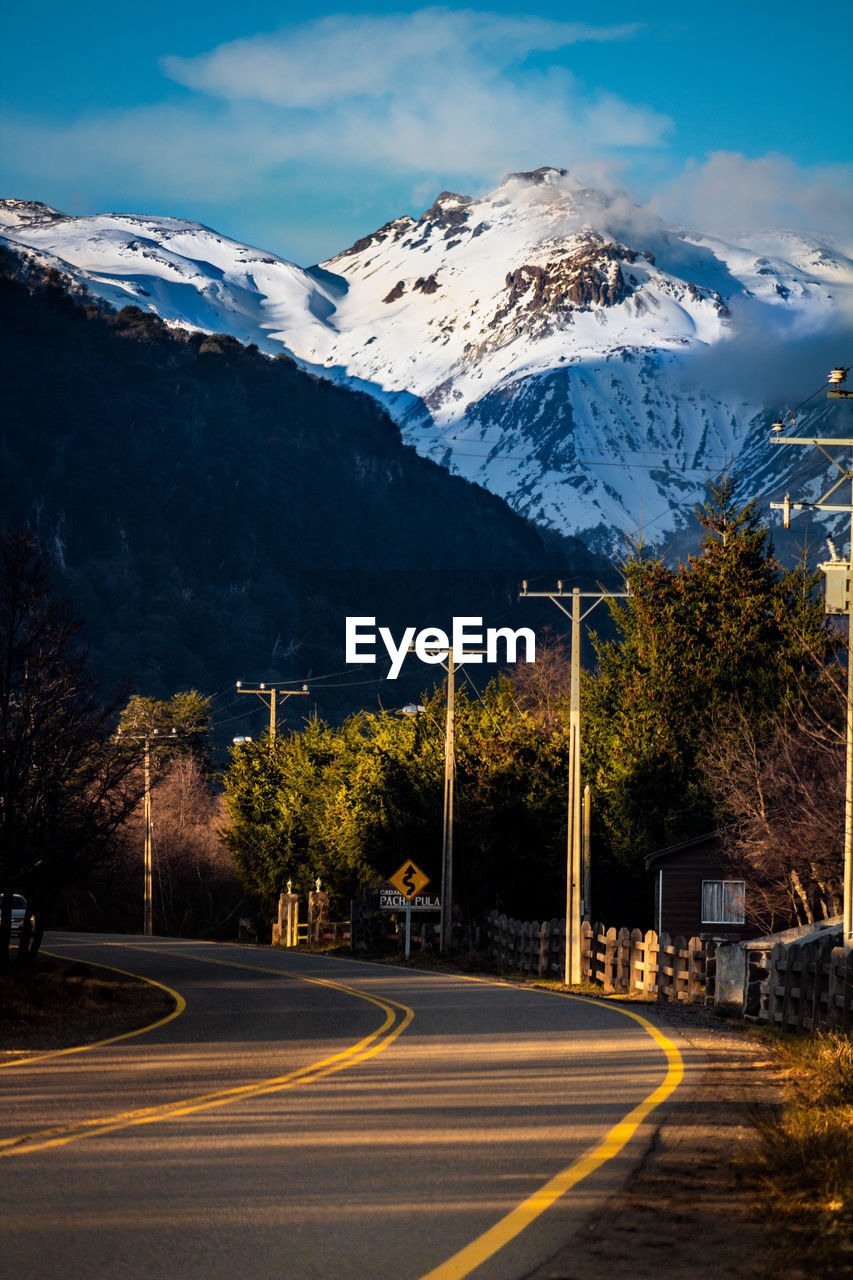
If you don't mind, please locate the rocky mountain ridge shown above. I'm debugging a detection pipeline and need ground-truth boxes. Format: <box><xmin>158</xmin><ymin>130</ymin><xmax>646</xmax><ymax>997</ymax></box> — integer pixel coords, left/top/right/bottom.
<box><xmin>3</xmin><ymin>169</ymin><xmax>851</xmax><ymax>551</ymax></box>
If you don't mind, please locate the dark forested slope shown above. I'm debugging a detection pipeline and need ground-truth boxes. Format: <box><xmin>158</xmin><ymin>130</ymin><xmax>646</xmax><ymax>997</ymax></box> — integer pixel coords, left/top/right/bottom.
<box><xmin>0</xmin><ymin>255</ymin><xmax>611</xmax><ymax>723</ymax></box>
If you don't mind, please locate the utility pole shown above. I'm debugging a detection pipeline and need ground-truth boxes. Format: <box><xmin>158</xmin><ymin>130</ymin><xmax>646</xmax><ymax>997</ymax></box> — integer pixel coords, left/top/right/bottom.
<box><xmin>143</xmin><ymin>739</ymin><xmax>152</xmax><ymax>936</ymax></box>
<box><xmin>441</xmin><ymin>650</ymin><xmax>456</xmax><ymax>954</ymax></box>
<box><xmin>409</xmin><ymin>641</ymin><xmax>488</xmax><ymax>952</ymax></box>
<box><xmin>117</xmin><ymin>727</ymin><xmax>178</xmax><ymax>937</ymax></box>
<box><xmin>235</xmin><ymin>682</ymin><xmax>309</xmax><ymax>743</ymax></box>
<box><xmin>520</xmin><ymin>581</ymin><xmax>629</xmax><ymax>983</ymax></box>
<box><xmin>769</xmin><ymin>366</ymin><xmax>853</xmax><ymax>944</ymax></box>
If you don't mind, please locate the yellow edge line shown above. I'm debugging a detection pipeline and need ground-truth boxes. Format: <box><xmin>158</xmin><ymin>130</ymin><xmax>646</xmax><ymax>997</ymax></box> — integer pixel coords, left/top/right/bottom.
<box><xmin>417</xmin><ymin>995</ymin><xmax>684</xmax><ymax>1280</ymax></box>
<box><xmin>0</xmin><ymin>951</ymin><xmax>187</xmax><ymax>1070</ymax></box>
<box><xmin>1</xmin><ymin>944</ymin><xmax>413</xmax><ymax>1158</ymax></box>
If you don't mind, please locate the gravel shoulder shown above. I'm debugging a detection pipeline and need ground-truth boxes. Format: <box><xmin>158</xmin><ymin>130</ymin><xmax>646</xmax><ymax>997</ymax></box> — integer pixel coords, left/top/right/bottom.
<box><xmin>526</xmin><ymin>999</ymin><xmax>791</xmax><ymax>1280</ymax></box>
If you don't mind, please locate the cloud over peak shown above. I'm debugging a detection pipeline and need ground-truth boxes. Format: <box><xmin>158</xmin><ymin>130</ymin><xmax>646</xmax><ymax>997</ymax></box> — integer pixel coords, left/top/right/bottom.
<box><xmin>161</xmin><ymin>10</ymin><xmax>643</xmax><ymax>109</ymax></box>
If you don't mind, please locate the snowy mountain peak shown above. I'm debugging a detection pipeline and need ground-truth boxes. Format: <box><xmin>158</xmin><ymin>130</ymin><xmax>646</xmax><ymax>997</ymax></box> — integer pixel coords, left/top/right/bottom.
<box><xmin>0</xmin><ymin>199</ymin><xmax>339</xmax><ymax>353</ymax></box>
<box><xmin>504</xmin><ymin>166</ymin><xmax>570</xmax><ymax>184</ymax></box>
<box><xmin>0</xmin><ymin>198</ymin><xmax>68</xmax><ymax>229</ymax></box>
<box><xmin>3</xmin><ymin>178</ymin><xmax>851</xmax><ymax>551</ymax></box>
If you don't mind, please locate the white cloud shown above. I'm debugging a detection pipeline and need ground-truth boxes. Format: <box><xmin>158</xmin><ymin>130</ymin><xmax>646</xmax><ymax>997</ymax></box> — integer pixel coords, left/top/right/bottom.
<box><xmin>2</xmin><ymin>8</ymin><xmax>669</xmax><ymax>257</ymax></box>
<box><xmin>650</xmin><ymin>151</ymin><xmax>853</xmax><ymax>241</ymax></box>
<box><xmin>5</xmin><ymin>10</ymin><xmax>851</xmax><ymax>264</ymax></box>
<box><xmin>151</xmin><ymin>9</ymin><xmax>666</xmax><ymax>183</ymax></box>
<box><xmin>161</xmin><ymin>10</ymin><xmax>643</xmax><ymax>108</ymax></box>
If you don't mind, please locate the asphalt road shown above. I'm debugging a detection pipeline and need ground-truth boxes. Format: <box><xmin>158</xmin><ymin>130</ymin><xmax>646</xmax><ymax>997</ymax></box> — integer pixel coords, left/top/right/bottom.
<box><xmin>1</xmin><ymin>934</ymin><xmax>689</xmax><ymax>1280</ymax></box>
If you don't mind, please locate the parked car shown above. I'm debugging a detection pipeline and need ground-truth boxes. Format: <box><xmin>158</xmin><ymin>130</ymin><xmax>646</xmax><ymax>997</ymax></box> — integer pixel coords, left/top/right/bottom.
<box><xmin>10</xmin><ymin>894</ymin><xmax>30</xmax><ymax>934</ymax></box>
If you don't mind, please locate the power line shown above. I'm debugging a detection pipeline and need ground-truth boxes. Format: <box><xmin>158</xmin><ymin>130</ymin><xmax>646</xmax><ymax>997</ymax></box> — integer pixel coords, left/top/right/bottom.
<box><xmin>409</xmin><ymin>443</ymin><xmax>720</xmax><ymax>472</ymax></box>
<box><xmin>404</xmin><ymin>427</ymin><xmax>733</xmax><ymax>460</ymax></box>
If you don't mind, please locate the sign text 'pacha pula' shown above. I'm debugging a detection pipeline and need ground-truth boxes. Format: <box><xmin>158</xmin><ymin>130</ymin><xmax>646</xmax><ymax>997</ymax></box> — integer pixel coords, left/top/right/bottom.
<box><xmin>345</xmin><ymin>616</ymin><xmax>536</xmax><ymax>680</ymax></box>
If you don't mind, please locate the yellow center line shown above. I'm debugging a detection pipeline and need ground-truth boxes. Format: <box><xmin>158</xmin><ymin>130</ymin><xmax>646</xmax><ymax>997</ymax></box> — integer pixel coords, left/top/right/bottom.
<box><xmin>417</xmin><ymin>996</ymin><xmax>684</xmax><ymax>1280</ymax></box>
<box><xmin>5</xmin><ymin>942</ymin><xmax>685</xmax><ymax>1280</ymax></box>
<box><xmin>1</xmin><ymin>943</ymin><xmax>413</xmax><ymax>1158</ymax></box>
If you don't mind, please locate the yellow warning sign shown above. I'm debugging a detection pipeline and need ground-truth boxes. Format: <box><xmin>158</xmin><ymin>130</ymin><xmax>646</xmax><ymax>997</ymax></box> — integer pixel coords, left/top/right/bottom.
<box><xmin>389</xmin><ymin>860</ymin><xmax>431</xmax><ymax>901</ymax></box>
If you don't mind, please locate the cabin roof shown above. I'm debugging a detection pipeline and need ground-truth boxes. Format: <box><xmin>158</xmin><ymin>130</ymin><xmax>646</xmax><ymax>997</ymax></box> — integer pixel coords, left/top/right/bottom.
<box><xmin>644</xmin><ymin>830</ymin><xmax>723</xmax><ymax>871</ymax></box>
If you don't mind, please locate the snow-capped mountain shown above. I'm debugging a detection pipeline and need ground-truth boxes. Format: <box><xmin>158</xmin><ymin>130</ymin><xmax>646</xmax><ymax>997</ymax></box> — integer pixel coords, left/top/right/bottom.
<box><xmin>0</xmin><ymin>199</ymin><xmax>337</xmax><ymax>352</ymax></box>
<box><xmin>4</xmin><ymin>170</ymin><xmax>851</xmax><ymax>551</ymax></box>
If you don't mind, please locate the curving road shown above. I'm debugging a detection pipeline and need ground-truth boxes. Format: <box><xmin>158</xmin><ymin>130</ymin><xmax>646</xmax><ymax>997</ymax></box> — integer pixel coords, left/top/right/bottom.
<box><xmin>1</xmin><ymin>933</ymin><xmax>689</xmax><ymax>1280</ymax></box>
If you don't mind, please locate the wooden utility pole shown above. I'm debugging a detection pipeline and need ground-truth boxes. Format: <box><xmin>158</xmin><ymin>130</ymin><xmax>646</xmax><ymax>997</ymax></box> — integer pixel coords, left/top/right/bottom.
<box><xmin>567</xmin><ymin>588</ymin><xmax>582</xmax><ymax>982</ymax></box>
<box><xmin>235</xmin><ymin>683</ymin><xmax>309</xmax><ymax>743</ymax></box>
<box><xmin>409</xmin><ymin>640</ymin><xmax>488</xmax><ymax>952</ymax></box>
<box><xmin>117</xmin><ymin>726</ymin><xmax>178</xmax><ymax>937</ymax></box>
<box><xmin>143</xmin><ymin>740</ymin><xmax>152</xmax><ymax>937</ymax></box>
<box><xmin>440</xmin><ymin>650</ymin><xmax>456</xmax><ymax>953</ymax></box>
<box><xmin>582</xmin><ymin>783</ymin><xmax>592</xmax><ymax>927</ymax></box>
<box><xmin>770</xmin><ymin>366</ymin><xmax>853</xmax><ymax>943</ymax></box>
<box><xmin>520</xmin><ymin>581</ymin><xmax>629</xmax><ymax>983</ymax></box>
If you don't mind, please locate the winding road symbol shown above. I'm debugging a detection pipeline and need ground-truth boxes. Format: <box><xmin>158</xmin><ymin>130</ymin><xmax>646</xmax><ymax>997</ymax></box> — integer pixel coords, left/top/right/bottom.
<box><xmin>389</xmin><ymin>860</ymin><xmax>430</xmax><ymax>901</ymax></box>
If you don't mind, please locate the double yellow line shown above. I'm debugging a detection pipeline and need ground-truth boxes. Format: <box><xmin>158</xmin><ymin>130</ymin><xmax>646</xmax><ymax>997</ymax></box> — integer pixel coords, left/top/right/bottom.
<box><xmin>2</xmin><ymin>945</ymin><xmax>685</xmax><ymax>1280</ymax></box>
<box><xmin>1</xmin><ymin>949</ymin><xmax>413</xmax><ymax>1158</ymax></box>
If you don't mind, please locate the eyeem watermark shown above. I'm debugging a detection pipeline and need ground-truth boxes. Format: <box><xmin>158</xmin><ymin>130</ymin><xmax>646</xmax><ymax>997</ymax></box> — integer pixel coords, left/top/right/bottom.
<box><xmin>345</xmin><ymin>616</ymin><xmax>536</xmax><ymax>679</ymax></box>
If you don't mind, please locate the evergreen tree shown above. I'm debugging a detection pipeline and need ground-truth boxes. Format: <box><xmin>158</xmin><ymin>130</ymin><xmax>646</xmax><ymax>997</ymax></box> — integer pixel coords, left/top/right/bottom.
<box><xmin>222</xmin><ymin>674</ymin><xmax>573</xmax><ymax>926</ymax></box>
<box><xmin>583</xmin><ymin>477</ymin><xmax>831</xmax><ymax>919</ymax></box>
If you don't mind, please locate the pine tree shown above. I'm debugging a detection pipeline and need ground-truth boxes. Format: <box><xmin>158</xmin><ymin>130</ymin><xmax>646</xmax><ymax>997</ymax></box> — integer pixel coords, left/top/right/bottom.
<box><xmin>583</xmin><ymin>477</ymin><xmax>832</xmax><ymax>917</ymax></box>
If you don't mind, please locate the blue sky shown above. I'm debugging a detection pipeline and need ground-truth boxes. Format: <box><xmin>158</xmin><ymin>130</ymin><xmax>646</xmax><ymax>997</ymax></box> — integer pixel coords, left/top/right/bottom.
<box><xmin>1</xmin><ymin>2</ymin><xmax>850</xmax><ymax>263</ymax></box>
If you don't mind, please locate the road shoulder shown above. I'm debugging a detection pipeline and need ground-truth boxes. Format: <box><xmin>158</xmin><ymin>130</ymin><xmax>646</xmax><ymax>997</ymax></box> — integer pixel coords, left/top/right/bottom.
<box><xmin>526</xmin><ymin>1003</ymin><xmax>787</xmax><ymax>1280</ymax></box>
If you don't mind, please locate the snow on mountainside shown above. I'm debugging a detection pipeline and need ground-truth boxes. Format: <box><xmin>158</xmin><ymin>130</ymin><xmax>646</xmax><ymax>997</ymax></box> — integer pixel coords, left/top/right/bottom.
<box><xmin>0</xmin><ymin>199</ymin><xmax>337</xmax><ymax>354</ymax></box>
<box><xmin>3</xmin><ymin>172</ymin><xmax>852</xmax><ymax>551</ymax></box>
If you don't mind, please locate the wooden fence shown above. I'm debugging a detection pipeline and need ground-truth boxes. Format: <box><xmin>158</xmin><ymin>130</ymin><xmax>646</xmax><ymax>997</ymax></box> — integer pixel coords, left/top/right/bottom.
<box><xmin>761</xmin><ymin>940</ymin><xmax>853</xmax><ymax>1032</ymax></box>
<box><xmin>485</xmin><ymin>912</ymin><xmax>710</xmax><ymax>1003</ymax></box>
<box><xmin>485</xmin><ymin>911</ymin><xmax>853</xmax><ymax>1028</ymax></box>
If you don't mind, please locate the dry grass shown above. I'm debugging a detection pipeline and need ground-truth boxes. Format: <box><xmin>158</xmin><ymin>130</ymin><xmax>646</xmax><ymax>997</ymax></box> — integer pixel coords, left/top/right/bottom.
<box><xmin>749</xmin><ymin>1030</ymin><xmax>853</xmax><ymax>1279</ymax></box>
<box><xmin>0</xmin><ymin>954</ymin><xmax>174</xmax><ymax>1053</ymax></box>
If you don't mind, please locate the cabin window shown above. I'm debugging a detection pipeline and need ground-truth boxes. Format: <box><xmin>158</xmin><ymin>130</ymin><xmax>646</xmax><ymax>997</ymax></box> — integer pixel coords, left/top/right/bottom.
<box><xmin>701</xmin><ymin>879</ymin><xmax>745</xmax><ymax>924</ymax></box>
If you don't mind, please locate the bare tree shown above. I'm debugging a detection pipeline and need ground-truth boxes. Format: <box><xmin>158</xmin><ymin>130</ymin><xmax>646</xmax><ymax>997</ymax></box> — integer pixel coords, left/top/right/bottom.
<box><xmin>508</xmin><ymin>628</ymin><xmax>572</xmax><ymax>731</ymax></box>
<box><xmin>704</xmin><ymin>696</ymin><xmax>844</xmax><ymax>932</ymax></box>
<box><xmin>114</xmin><ymin>752</ymin><xmax>242</xmax><ymax>937</ymax></box>
<box><xmin>0</xmin><ymin>532</ymin><xmax>144</xmax><ymax>962</ymax></box>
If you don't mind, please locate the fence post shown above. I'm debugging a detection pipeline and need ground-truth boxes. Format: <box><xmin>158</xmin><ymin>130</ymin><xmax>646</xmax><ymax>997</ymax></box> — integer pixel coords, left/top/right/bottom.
<box><xmin>787</xmin><ymin>943</ymin><xmax>806</xmax><ymax>1031</ymax></box>
<box><xmin>580</xmin><ymin>921</ymin><xmax>593</xmax><ymax>984</ymax></box>
<box><xmin>538</xmin><ymin>920</ymin><xmax>549</xmax><ymax>977</ymax></box>
<box><xmin>672</xmin><ymin>936</ymin><xmax>688</xmax><ymax>1003</ymax></box>
<box><xmin>601</xmin><ymin>926</ymin><xmax>617</xmax><ymax>993</ymax></box>
<box><xmin>809</xmin><ymin>946</ymin><xmax>827</xmax><ymax>1032</ymax></box>
<box><xmin>628</xmin><ymin>929</ymin><xmax>643</xmax><ymax>995</ymax></box>
<box><xmin>834</xmin><ymin>948</ymin><xmax>853</xmax><ymax>1030</ymax></box>
<box><xmin>554</xmin><ymin>918</ymin><xmax>566</xmax><ymax>977</ymax></box>
<box><xmin>615</xmin><ymin>927</ymin><xmax>631</xmax><ymax>994</ymax></box>
<box><xmin>763</xmin><ymin>942</ymin><xmax>782</xmax><ymax>1026</ymax></box>
<box><xmin>657</xmin><ymin>933</ymin><xmax>674</xmax><ymax>1000</ymax></box>
<box><xmin>642</xmin><ymin>930</ymin><xmax>657</xmax><ymax>995</ymax></box>
<box><xmin>524</xmin><ymin>920</ymin><xmax>537</xmax><ymax>974</ymax></box>
<box><xmin>686</xmin><ymin>936</ymin><xmax>704</xmax><ymax>1003</ymax></box>
<box><xmin>511</xmin><ymin>917</ymin><xmax>522</xmax><ymax>972</ymax></box>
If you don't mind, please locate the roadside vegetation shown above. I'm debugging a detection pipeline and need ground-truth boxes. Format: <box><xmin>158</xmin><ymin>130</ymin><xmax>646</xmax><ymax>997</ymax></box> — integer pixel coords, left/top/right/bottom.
<box><xmin>223</xmin><ymin>477</ymin><xmax>844</xmax><ymax>933</ymax></box>
<box><xmin>0</xmin><ymin>954</ymin><xmax>174</xmax><ymax>1054</ymax></box>
<box><xmin>0</xmin><ymin>532</ymin><xmax>240</xmax><ymax>960</ymax></box>
<box><xmin>751</xmin><ymin>1030</ymin><xmax>853</xmax><ymax>1279</ymax></box>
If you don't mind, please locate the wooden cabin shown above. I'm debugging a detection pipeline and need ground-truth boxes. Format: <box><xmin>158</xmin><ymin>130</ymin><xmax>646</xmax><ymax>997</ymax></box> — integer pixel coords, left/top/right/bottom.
<box><xmin>644</xmin><ymin>831</ymin><xmax>759</xmax><ymax>941</ymax></box>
